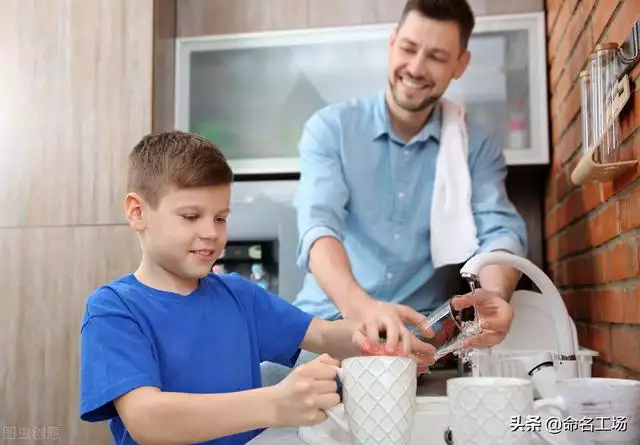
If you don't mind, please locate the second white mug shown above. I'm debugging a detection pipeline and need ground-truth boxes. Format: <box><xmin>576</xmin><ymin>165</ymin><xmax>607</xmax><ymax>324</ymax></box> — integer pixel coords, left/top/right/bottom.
<box><xmin>445</xmin><ymin>377</ymin><xmax>563</xmax><ymax>445</ymax></box>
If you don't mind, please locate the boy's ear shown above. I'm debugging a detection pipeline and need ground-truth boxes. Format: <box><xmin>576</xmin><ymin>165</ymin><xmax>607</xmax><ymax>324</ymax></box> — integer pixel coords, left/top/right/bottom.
<box><xmin>125</xmin><ymin>192</ymin><xmax>146</xmax><ymax>231</ymax></box>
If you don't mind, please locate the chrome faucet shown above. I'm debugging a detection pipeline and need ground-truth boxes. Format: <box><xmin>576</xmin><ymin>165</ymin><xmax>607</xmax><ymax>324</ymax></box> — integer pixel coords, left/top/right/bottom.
<box><xmin>459</xmin><ymin>251</ymin><xmax>580</xmax><ymax>379</ymax></box>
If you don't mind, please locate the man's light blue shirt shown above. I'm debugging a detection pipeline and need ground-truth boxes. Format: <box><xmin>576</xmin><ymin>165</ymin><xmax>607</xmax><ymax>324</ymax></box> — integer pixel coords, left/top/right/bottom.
<box><xmin>292</xmin><ymin>91</ymin><xmax>528</xmax><ymax>320</ymax></box>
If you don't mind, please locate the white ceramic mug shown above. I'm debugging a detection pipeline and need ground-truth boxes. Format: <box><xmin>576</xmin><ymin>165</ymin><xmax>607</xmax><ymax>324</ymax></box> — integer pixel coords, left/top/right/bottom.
<box><xmin>325</xmin><ymin>356</ymin><xmax>417</xmax><ymax>445</ymax></box>
<box><xmin>534</xmin><ymin>377</ymin><xmax>640</xmax><ymax>444</ymax></box>
<box><xmin>445</xmin><ymin>377</ymin><xmax>563</xmax><ymax>445</ymax></box>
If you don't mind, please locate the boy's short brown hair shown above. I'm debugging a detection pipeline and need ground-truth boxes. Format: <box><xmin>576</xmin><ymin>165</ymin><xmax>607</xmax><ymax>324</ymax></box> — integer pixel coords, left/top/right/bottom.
<box><xmin>127</xmin><ymin>130</ymin><xmax>233</xmax><ymax>208</ymax></box>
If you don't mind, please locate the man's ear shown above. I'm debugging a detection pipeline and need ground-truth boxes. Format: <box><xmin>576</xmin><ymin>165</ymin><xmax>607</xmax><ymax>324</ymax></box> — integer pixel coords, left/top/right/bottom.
<box><xmin>388</xmin><ymin>30</ymin><xmax>398</xmax><ymax>51</ymax></box>
<box><xmin>453</xmin><ymin>50</ymin><xmax>471</xmax><ymax>80</ymax></box>
<box><xmin>125</xmin><ymin>192</ymin><xmax>146</xmax><ymax>231</ymax></box>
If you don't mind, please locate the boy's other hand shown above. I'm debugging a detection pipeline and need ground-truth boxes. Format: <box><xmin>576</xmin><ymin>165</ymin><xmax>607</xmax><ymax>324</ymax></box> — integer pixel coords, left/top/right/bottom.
<box><xmin>269</xmin><ymin>353</ymin><xmax>341</xmax><ymax>427</ymax></box>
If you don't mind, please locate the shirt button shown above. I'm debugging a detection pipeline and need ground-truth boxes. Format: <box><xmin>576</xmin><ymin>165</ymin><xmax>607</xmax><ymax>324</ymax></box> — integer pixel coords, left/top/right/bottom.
<box><xmin>386</xmin><ymin>272</ymin><xmax>394</xmax><ymax>280</ymax></box>
<box><xmin>404</xmin><ymin>150</ymin><xmax>410</xmax><ymax>156</ymax></box>
<box><xmin>394</xmin><ymin>233</ymin><xmax>400</xmax><ymax>240</ymax></box>
<box><xmin>398</xmin><ymin>192</ymin><xmax>405</xmax><ymax>199</ymax></box>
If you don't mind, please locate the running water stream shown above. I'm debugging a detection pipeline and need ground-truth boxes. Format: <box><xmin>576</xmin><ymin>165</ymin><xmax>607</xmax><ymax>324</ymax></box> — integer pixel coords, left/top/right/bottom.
<box><xmin>456</xmin><ymin>281</ymin><xmax>481</xmax><ymax>376</ymax></box>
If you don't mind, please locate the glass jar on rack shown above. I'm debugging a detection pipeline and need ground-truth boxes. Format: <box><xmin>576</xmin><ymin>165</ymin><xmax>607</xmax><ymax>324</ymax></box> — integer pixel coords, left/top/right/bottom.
<box><xmin>588</xmin><ymin>42</ymin><xmax>622</xmax><ymax>163</ymax></box>
<box><xmin>579</xmin><ymin>70</ymin><xmax>592</xmax><ymax>156</ymax></box>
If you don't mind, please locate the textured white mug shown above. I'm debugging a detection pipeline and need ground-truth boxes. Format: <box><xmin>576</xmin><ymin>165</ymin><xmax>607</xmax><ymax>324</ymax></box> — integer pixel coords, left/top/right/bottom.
<box><xmin>534</xmin><ymin>377</ymin><xmax>640</xmax><ymax>444</ymax></box>
<box><xmin>446</xmin><ymin>377</ymin><xmax>561</xmax><ymax>445</ymax></box>
<box><xmin>325</xmin><ymin>356</ymin><xmax>417</xmax><ymax>445</ymax></box>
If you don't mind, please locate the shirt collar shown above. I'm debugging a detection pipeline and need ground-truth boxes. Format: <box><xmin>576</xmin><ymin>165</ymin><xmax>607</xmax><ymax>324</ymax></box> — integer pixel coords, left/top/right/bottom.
<box><xmin>371</xmin><ymin>91</ymin><xmax>392</xmax><ymax>140</ymax></box>
<box><xmin>371</xmin><ymin>90</ymin><xmax>443</xmax><ymax>144</ymax></box>
<box><xmin>414</xmin><ymin>102</ymin><xmax>442</xmax><ymax>143</ymax></box>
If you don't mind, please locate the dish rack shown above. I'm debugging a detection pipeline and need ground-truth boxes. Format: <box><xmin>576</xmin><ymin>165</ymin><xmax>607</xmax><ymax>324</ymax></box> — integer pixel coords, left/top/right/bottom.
<box><xmin>472</xmin><ymin>347</ymin><xmax>599</xmax><ymax>378</ymax></box>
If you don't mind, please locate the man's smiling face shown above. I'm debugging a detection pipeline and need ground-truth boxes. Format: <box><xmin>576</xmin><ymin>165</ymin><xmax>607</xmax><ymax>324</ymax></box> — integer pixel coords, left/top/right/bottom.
<box><xmin>387</xmin><ymin>10</ymin><xmax>470</xmax><ymax>113</ymax></box>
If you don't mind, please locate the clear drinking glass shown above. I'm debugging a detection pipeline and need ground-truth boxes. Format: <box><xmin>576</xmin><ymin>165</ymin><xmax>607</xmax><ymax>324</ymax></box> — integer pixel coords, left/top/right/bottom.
<box><xmin>579</xmin><ymin>70</ymin><xmax>592</xmax><ymax>156</ymax></box>
<box><xmin>603</xmin><ymin>45</ymin><xmax>622</xmax><ymax>163</ymax></box>
<box><xmin>588</xmin><ymin>42</ymin><xmax>619</xmax><ymax>163</ymax></box>
<box><xmin>411</xmin><ymin>297</ymin><xmax>483</xmax><ymax>369</ymax></box>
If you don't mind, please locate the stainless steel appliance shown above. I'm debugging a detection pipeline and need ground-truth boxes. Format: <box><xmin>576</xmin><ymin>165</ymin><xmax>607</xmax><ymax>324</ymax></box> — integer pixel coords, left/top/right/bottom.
<box><xmin>220</xmin><ymin>180</ymin><xmax>303</xmax><ymax>303</ymax></box>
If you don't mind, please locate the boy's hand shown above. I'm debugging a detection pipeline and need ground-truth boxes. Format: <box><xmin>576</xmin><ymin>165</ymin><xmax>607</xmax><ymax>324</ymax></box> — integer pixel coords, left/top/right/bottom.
<box><xmin>269</xmin><ymin>354</ymin><xmax>341</xmax><ymax>427</ymax></box>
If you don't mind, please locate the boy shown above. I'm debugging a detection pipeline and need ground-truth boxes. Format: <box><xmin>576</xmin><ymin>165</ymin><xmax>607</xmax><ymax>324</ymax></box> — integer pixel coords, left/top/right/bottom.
<box><xmin>79</xmin><ymin>131</ymin><xmax>434</xmax><ymax>445</ymax></box>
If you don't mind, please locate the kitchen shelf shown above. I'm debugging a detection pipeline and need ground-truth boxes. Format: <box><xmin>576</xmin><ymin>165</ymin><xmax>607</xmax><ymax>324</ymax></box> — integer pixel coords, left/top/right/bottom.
<box><xmin>175</xmin><ymin>12</ymin><xmax>550</xmax><ymax>174</ymax></box>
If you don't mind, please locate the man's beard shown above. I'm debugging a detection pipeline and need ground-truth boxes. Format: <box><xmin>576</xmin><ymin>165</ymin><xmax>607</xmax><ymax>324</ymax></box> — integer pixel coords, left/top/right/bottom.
<box><xmin>388</xmin><ymin>77</ymin><xmax>442</xmax><ymax>112</ymax></box>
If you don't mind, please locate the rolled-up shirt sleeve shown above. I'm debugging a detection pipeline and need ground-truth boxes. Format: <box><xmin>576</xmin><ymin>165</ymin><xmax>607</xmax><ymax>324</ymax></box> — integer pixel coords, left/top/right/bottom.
<box><xmin>294</xmin><ymin>112</ymin><xmax>349</xmax><ymax>271</ymax></box>
<box><xmin>470</xmin><ymin>133</ymin><xmax>528</xmax><ymax>257</ymax></box>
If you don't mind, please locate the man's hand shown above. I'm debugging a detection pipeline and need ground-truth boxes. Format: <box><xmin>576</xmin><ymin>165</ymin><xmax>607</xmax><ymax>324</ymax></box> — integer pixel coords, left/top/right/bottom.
<box><xmin>347</xmin><ymin>299</ymin><xmax>435</xmax><ymax>360</ymax></box>
<box><xmin>451</xmin><ymin>289</ymin><xmax>514</xmax><ymax>348</ymax></box>
<box><xmin>269</xmin><ymin>354</ymin><xmax>341</xmax><ymax>427</ymax></box>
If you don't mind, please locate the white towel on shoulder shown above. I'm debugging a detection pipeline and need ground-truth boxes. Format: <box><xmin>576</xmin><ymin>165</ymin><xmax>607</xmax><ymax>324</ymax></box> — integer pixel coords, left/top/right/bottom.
<box><xmin>430</xmin><ymin>98</ymin><xmax>479</xmax><ymax>268</ymax></box>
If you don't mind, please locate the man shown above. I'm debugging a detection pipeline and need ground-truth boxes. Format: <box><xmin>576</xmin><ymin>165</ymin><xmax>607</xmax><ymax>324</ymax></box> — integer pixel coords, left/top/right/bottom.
<box><xmin>261</xmin><ymin>0</ymin><xmax>527</xmax><ymax>385</ymax></box>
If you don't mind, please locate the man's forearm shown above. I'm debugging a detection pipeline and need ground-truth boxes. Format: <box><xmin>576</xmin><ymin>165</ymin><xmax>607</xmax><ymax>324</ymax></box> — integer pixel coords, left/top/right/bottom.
<box><xmin>478</xmin><ymin>263</ymin><xmax>521</xmax><ymax>302</ymax></box>
<box><xmin>308</xmin><ymin>236</ymin><xmax>372</xmax><ymax>319</ymax></box>
<box><xmin>116</xmin><ymin>386</ymin><xmax>277</xmax><ymax>445</ymax></box>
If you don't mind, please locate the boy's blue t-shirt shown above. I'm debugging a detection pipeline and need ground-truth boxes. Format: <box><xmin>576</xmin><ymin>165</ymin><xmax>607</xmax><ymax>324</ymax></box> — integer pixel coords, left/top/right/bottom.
<box><xmin>79</xmin><ymin>272</ymin><xmax>313</xmax><ymax>445</ymax></box>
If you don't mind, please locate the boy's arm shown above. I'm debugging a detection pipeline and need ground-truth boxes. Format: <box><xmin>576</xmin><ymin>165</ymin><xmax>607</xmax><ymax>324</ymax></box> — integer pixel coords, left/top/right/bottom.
<box><xmin>301</xmin><ymin>318</ymin><xmax>438</xmax><ymax>362</ymax></box>
<box><xmin>301</xmin><ymin>318</ymin><xmax>366</xmax><ymax>360</ymax></box>
<box><xmin>114</xmin><ymin>386</ymin><xmax>278</xmax><ymax>445</ymax></box>
<box><xmin>116</xmin><ymin>353</ymin><xmax>343</xmax><ymax>445</ymax></box>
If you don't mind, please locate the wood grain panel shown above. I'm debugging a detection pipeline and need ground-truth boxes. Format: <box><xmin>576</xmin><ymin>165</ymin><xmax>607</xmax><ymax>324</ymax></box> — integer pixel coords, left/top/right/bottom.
<box><xmin>305</xmin><ymin>0</ymin><xmax>544</xmax><ymax>29</ymax></box>
<box><xmin>0</xmin><ymin>225</ymin><xmax>141</xmax><ymax>445</ymax></box>
<box><xmin>469</xmin><ymin>0</ymin><xmax>545</xmax><ymax>16</ymax></box>
<box><xmin>176</xmin><ymin>0</ymin><xmax>545</xmax><ymax>37</ymax></box>
<box><xmin>153</xmin><ymin>0</ymin><xmax>178</xmax><ymax>132</ymax></box>
<box><xmin>0</xmin><ymin>0</ymin><xmax>154</xmax><ymax>228</ymax></box>
<box><xmin>177</xmin><ymin>0</ymin><xmax>307</xmax><ymax>37</ymax></box>
<box><xmin>307</xmin><ymin>0</ymin><xmax>405</xmax><ymax>28</ymax></box>
<box><xmin>1</xmin><ymin>0</ymin><xmax>155</xmax><ymax>443</ymax></box>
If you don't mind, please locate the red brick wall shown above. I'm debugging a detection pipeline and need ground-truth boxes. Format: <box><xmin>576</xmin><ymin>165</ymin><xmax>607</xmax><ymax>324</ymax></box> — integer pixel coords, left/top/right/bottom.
<box><xmin>544</xmin><ymin>0</ymin><xmax>640</xmax><ymax>379</ymax></box>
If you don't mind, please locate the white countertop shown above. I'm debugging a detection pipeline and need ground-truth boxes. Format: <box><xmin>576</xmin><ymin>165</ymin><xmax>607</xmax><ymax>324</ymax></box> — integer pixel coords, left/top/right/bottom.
<box><xmin>248</xmin><ymin>427</ymin><xmax>303</xmax><ymax>445</ymax></box>
<box><xmin>246</xmin><ymin>369</ymin><xmax>561</xmax><ymax>445</ymax></box>
<box><xmin>247</xmin><ymin>426</ymin><xmax>553</xmax><ymax>445</ymax></box>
